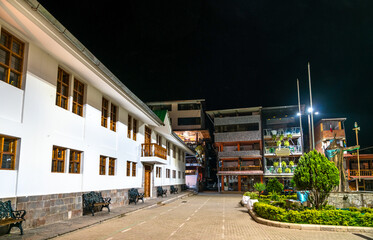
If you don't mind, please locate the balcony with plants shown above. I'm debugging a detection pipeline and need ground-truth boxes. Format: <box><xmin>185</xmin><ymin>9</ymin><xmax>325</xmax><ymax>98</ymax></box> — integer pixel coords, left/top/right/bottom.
<box><xmin>263</xmin><ymin>128</ymin><xmax>303</xmax><ymax>156</ymax></box>
<box><xmin>264</xmin><ymin>158</ymin><xmax>298</xmax><ymax>176</ymax></box>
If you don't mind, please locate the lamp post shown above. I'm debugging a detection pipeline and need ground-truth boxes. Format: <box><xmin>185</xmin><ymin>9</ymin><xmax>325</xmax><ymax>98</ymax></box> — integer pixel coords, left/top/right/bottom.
<box><xmin>307</xmin><ymin>107</ymin><xmax>319</xmax><ymax>150</ymax></box>
<box><xmin>308</xmin><ymin>62</ymin><xmax>315</xmax><ymax>150</ymax></box>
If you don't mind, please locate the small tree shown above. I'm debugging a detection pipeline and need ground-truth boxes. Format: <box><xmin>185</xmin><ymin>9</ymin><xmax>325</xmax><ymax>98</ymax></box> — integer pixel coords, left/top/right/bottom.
<box><xmin>293</xmin><ymin>150</ymin><xmax>339</xmax><ymax>209</ymax></box>
<box><xmin>266</xmin><ymin>178</ymin><xmax>284</xmax><ymax>193</ymax></box>
<box><xmin>253</xmin><ymin>182</ymin><xmax>266</xmax><ymax>197</ymax></box>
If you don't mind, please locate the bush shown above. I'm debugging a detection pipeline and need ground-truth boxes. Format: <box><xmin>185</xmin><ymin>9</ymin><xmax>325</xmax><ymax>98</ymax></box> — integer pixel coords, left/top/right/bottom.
<box><xmin>253</xmin><ymin>202</ymin><xmax>373</xmax><ymax>227</ymax></box>
<box><xmin>243</xmin><ymin>192</ymin><xmax>258</xmax><ymax>199</ymax></box>
<box><xmin>253</xmin><ymin>183</ymin><xmax>266</xmax><ymax>197</ymax></box>
<box><xmin>266</xmin><ymin>178</ymin><xmax>284</xmax><ymax>193</ymax></box>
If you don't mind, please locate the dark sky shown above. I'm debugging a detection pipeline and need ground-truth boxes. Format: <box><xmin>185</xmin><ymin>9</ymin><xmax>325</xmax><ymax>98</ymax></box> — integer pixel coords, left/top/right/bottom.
<box><xmin>37</xmin><ymin>0</ymin><xmax>373</xmax><ymax>149</ymax></box>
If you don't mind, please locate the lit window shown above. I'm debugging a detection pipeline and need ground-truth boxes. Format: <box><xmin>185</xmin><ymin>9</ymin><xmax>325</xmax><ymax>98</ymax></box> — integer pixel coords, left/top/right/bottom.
<box><xmin>101</xmin><ymin>98</ymin><xmax>109</xmax><ymax>127</ymax></box>
<box><xmin>109</xmin><ymin>158</ymin><xmax>115</xmax><ymax>176</ymax></box>
<box><xmin>52</xmin><ymin>146</ymin><xmax>66</xmax><ymax>173</ymax></box>
<box><xmin>0</xmin><ymin>136</ymin><xmax>17</xmax><ymax>170</ymax></box>
<box><xmin>56</xmin><ymin>68</ymin><xmax>70</xmax><ymax>109</ymax></box>
<box><xmin>110</xmin><ymin>104</ymin><xmax>117</xmax><ymax>131</ymax></box>
<box><xmin>72</xmin><ymin>79</ymin><xmax>84</xmax><ymax>116</ymax></box>
<box><xmin>99</xmin><ymin>156</ymin><xmax>106</xmax><ymax>175</ymax></box>
<box><xmin>0</xmin><ymin>30</ymin><xmax>24</xmax><ymax>88</ymax></box>
<box><xmin>69</xmin><ymin>150</ymin><xmax>81</xmax><ymax>174</ymax></box>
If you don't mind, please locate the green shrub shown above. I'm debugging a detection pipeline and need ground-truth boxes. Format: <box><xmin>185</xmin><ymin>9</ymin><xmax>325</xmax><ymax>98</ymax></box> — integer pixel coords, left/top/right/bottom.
<box><xmin>266</xmin><ymin>178</ymin><xmax>284</xmax><ymax>193</ymax></box>
<box><xmin>243</xmin><ymin>192</ymin><xmax>258</xmax><ymax>199</ymax></box>
<box><xmin>285</xmin><ymin>194</ymin><xmax>297</xmax><ymax>200</ymax></box>
<box><xmin>321</xmin><ymin>205</ymin><xmax>336</xmax><ymax>210</ymax></box>
<box><xmin>348</xmin><ymin>207</ymin><xmax>360</xmax><ymax>212</ymax></box>
<box><xmin>253</xmin><ymin>183</ymin><xmax>266</xmax><ymax>196</ymax></box>
<box><xmin>269</xmin><ymin>191</ymin><xmax>280</xmax><ymax>201</ymax></box>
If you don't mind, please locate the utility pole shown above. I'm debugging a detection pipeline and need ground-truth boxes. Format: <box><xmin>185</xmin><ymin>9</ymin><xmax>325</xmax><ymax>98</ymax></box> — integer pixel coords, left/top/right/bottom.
<box><xmin>297</xmin><ymin>79</ymin><xmax>304</xmax><ymax>153</ymax></box>
<box><xmin>308</xmin><ymin>62</ymin><xmax>315</xmax><ymax>149</ymax></box>
<box><xmin>353</xmin><ymin>122</ymin><xmax>361</xmax><ymax>182</ymax></box>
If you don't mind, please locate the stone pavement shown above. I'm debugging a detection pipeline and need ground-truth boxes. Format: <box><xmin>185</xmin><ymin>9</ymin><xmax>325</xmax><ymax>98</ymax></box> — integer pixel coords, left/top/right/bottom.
<box><xmin>1</xmin><ymin>191</ymin><xmax>195</xmax><ymax>240</ymax></box>
<box><xmin>49</xmin><ymin>193</ymin><xmax>373</xmax><ymax>240</ymax></box>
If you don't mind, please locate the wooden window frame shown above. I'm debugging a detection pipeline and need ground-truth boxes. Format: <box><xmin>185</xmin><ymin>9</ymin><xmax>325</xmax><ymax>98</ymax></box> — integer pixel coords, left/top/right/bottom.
<box><xmin>0</xmin><ymin>136</ymin><xmax>17</xmax><ymax>170</ymax></box>
<box><xmin>56</xmin><ymin>68</ymin><xmax>70</xmax><ymax>110</ymax></box>
<box><xmin>166</xmin><ymin>169</ymin><xmax>170</xmax><ymax>178</ymax></box>
<box><xmin>0</xmin><ymin>29</ymin><xmax>25</xmax><ymax>88</ymax></box>
<box><xmin>133</xmin><ymin>118</ymin><xmax>137</xmax><ymax>141</ymax></box>
<box><xmin>101</xmin><ymin>98</ymin><xmax>109</xmax><ymax>127</ymax></box>
<box><xmin>132</xmin><ymin>162</ymin><xmax>136</xmax><ymax>177</ymax></box>
<box><xmin>99</xmin><ymin>156</ymin><xmax>106</xmax><ymax>175</ymax></box>
<box><xmin>110</xmin><ymin>103</ymin><xmax>117</xmax><ymax>131</ymax></box>
<box><xmin>127</xmin><ymin>115</ymin><xmax>132</xmax><ymax>138</ymax></box>
<box><xmin>72</xmin><ymin>78</ymin><xmax>84</xmax><ymax>116</ymax></box>
<box><xmin>109</xmin><ymin>158</ymin><xmax>115</xmax><ymax>176</ymax></box>
<box><xmin>52</xmin><ymin>146</ymin><xmax>66</xmax><ymax>173</ymax></box>
<box><xmin>127</xmin><ymin>161</ymin><xmax>131</xmax><ymax>176</ymax></box>
<box><xmin>69</xmin><ymin>150</ymin><xmax>81</xmax><ymax>174</ymax></box>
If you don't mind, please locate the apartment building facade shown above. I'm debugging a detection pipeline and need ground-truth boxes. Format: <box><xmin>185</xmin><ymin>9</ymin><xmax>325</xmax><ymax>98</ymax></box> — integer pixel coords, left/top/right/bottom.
<box><xmin>0</xmin><ymin>0</ymin><xmax>192</xmax><ymax>229</ymax></box>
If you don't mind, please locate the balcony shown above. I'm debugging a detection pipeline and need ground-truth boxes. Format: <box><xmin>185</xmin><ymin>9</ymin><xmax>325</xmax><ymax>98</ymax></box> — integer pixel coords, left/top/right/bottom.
<box><xmin>321</xmin><ymin>129</ymin><xmax>345</xmax><ymax>141</ymax></box>
<box><xmin>263</xmin><ymin>127</ymin><xmax>301</xmax><ymax>139</ymax></box>
<box><xmin>264</xmin><ymin>165</ymin><xmax>297</xmax><ymax>176</ymax></box>
<box><xmin>220</xmin><ymin>166</ymin><xmax>261</xmax><ymax>171</ymax></box>
<box><xmin>218</xmin><ymin>150</ymin><xmax>261</xmax><ymax>158</ymax></box>
<box><xmin>141</xmin><ymin>143</ymin><xmax>167</xmax><ymax>164</ymax></box>
<box><xmin>349</xmin><ymin>169</ymin><xmax>373</xmax><ymax>178</ymax></box>
<box><xmin>215</xmin><ymin>131</ymin><xmax>261</xmax><ymax>143</ymax></box>
<box><xmin>264</xmin><ymin>145</ymin><xmax>302</xmax><ymax>156</ymax></box>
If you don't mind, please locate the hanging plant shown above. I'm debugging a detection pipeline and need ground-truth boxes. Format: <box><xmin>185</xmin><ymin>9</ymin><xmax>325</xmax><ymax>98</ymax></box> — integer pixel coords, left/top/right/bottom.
<box><xmin>272</xmin><ymin>134</ymin><xmax>277</xmax><ymax>141</ymax></box>
<box><xmin>276</xmin><ymin>140</ymin><xmax>281</xmax><ymax>147</ymax></box>
<box><xmin>287</xmin><ymin>134</ymin><xmax>292</xmax><ymax>139</ymax></box>
<box><xmin>273</xmin><ymin>161</ymin><xmax>279</xmax><ymax>168</ymax></box>
<box><xmin>284</xmin><ymin>140</ymin><xmax>290</xmax><ymax>147</ymax></box>
<box><xmin>277</xmin><ymin>168</ymin><xmax>283</xmax><ymax>173</ymax></box>
<box><xmin>285</xmin><ymin>168</ymin><xmax>291</xmax><ymax>173</ymax></box>
<box><xmin>281</xmin><ymin>161</ymin><xmax>287</xmax><ymax>168</ymax></box>
<box><xmin>289</xmin><ymin>161</ymin><xmax>294</xmax><ymax>167</ymax></box>
<box><xmin>279</xmin><ymin>134</ymin><xmax>284</xmax><ymax>141</ymax></box>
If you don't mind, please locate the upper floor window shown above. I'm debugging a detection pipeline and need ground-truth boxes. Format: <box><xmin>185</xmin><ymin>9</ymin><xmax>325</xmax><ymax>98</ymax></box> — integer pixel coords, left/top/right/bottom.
<box><xmin>178</xmin><ymin>117</ymin><xmax>201</xmax><ymax>126</ymax></box>
<box><xmin>127</xmin><ymin>115</ymin><xmax>132</xmax><ymax>138</ymax></box>
<box><xmin>132</xmin><ymin>162</ymin><xmax>136</xmax><ymax>177</ymax></box>
<box><xmin>133</xmin><ymin>119</ymin><xmax>137</xmax><ymax>141</ymax></box>
<box><xmin>166</xmin><ymin>169</ymin><xmax>170</xmax><ymax>178</ymax></box>
<box><xmin>101</xmin><ymin>98</ymin><xmax>109</xmax><ymax>127</ymax></box>
<box><xmin>178</xmin><ymin>103</ymin><xmax>201</xmax><ymax>111</ymax></box>
<box><xmin>156</xmin><ymin>167</ymin><xmax>162</xmax><ymax>178</ymax></box>
<box><xmin>0</xmin><ymin>30</ymin><xmax>24</xmax><ymax>88</ymax></box>
<box><xmin>99</xmin><ymin>156</ymin><xmax>106</xmax><ymax>175</ymax></box>
<box><xmin>167</xmin><ymin>141</ymin><xmax>170</xmax><ymax>156</ymax></box>
<box><xmin>172</xmin><ymin>170</ymin><xmax>176</xmax><ymax>178</ymax></box>
<box><xmin>215</xmin><ymin>123</ymin><xmax>259</xmax><ymax>133</ymax></box>
<box><xmin>127</xmin><ymin>161</ymin><xmax>131</xmax><ymax>176</ymax></box>
<box><xmin>109</xmin><ymin>158</ymin><xmax>116</xmax><ymax>176</ymax></box>
<box><xmin>110</xmin><ymin>104</ymin><xmax>117</xmax><ymax>131</ymax></box>
<box><xmin>56</xmin><ymin>68</ymin><xmax>70</xmax><ymax>110</ymax></box>
<box><xmin>72</xmin><ymin>79</ymin><xmax>84</xmax><ymax>116</ymax></box>
<box><xmin>52</xmin><ymin>146</ymin><xmax>65</xmax><ymax>173</ymax></box>
<box><xmin>0</xmin><ymin>136</ymin><xmax>17</xmax><ymax>170</ymax></box>
<box><xmin>69</xmin><ymin>150</ymin><xmax>81</xmax><ymax>174</ymax></box>
<box><xmin>150</xmin><ymin>104</ymin><xmax>172</xmax><ymax>111</ymax></box>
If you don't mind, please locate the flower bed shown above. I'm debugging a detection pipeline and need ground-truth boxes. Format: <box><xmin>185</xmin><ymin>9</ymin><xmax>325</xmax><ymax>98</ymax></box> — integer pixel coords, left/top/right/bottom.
<box><xmin>253</xmin><ymin>202</ymin><xmax>373</xmax><ymax>227</ymax></box>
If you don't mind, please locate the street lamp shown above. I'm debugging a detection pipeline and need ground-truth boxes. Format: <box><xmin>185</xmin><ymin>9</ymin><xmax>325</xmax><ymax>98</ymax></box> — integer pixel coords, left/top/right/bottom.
<box><xmin>306</xmin><ymin>107</ymin><xmax>319</xmax><ymax>150</ymax></box>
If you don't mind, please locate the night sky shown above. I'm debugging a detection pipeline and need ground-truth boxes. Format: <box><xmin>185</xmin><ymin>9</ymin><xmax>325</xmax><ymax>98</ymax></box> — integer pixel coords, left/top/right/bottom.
<box><xmin>36</xmin><ymin>0</ymin><xmax>373</xmax><ymax>149</ymax></box>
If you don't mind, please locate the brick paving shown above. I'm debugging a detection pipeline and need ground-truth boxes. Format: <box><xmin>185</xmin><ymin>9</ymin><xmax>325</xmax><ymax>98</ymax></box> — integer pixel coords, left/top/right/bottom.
<box><xmin>52</xmin><ymin>193</ymin><xmax>373</xmax><ymax>240</ymax></box>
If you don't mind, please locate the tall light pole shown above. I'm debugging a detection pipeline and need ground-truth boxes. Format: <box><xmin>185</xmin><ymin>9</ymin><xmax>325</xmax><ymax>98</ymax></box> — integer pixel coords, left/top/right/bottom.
<box><xmin>308</xmin><ymin>62</ymin><xmax>315</xmax><ymax>149</ymax></box>
<box><xmin>297</xmin><ymin>79</ymin><xmax>304</xmax><ymax>153</ymax></box>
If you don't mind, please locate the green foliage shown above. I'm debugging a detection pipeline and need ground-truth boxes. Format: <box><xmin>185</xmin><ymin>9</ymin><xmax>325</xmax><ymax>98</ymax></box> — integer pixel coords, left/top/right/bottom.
<box><xmin>269</xmin><ymin>191</ymin><xmax>280</xmax><ymax>201</ymax></box>
<box><xmin>277</xmin><ymin>168</ymin><xmax>283</xmax><ymax>173</ymax></box>
<box><xmin>285</xmin><ymin>168</ymin><xmax>291</xmax><ymax>173</ymax></box>
<box><xmin>243</xmin><ymin>192</ymin><xmax>258</xmax><ymax>199</ymax></box>
<box><xmin>266</xmin><ymin>178</ymin><xmax>284</xmax><ymax>193</ymax></box>
<box><xmin>284</xmin><ymin>140</ymin><xmax>290</xmax><ymax>147</ymax></box>
<box><xmin>253</xmin><ymin>202</ymin><xmax>373</xmax><ymax>227</ymax></box>
<box><xmin>253</xmin><ymin>183</ymin><xmax>266</xmax><ymax>195</ymax></box>
<box><xmin>293</xmin><ymin>150</ymin><xmax>340</xmax><ymax>209</ymax></box>
<box><xmin>289</xmin><ymin>161</ymin><xmax>294</xmax><ymax>167</ymax></box>
<box><xmin>273</xmin><ymin>162</ymin><xmax>279</xmax><ymax>168</ymax></box>
<box><xmin>281</xmin><ymin>161</ymin><xmax>287</xmax><ymax>167</ymax></box>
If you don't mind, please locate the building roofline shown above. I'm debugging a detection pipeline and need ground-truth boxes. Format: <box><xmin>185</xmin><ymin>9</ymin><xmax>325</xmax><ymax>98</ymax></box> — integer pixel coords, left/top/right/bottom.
<box><xmin>24</xmin><ymin>0</ymin><xmax>164</xmax><ymax>126</ymax></box>
<box><xmin>206</xmin><ymin>106</ymin><xmax>262</xmax><ymax>117</ymax></box>
<box><xmin>147</xmin><ymin>99</ymin><xmax>206</xmax><ymax>105</ymax></box>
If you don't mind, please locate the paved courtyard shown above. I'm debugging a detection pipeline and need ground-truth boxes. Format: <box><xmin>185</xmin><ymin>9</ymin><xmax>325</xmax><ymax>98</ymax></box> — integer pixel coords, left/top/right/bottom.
<box><xmin>56</xmin><ymin>193</ymin><xmax>373</xmax><ymax>240</ymax></box>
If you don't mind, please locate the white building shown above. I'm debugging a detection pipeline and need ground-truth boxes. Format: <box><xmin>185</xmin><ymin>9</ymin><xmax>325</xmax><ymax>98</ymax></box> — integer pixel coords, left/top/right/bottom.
<box><xmin>0</xmin><ymin>0</ymin><xmax>192</xmax><ymax>229</ymax></box>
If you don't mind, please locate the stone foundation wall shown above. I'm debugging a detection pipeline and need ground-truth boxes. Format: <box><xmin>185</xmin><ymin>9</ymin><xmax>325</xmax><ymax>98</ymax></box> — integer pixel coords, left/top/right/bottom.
<box><xmin>328</xmin><ymin>192</ymin><xmax>373</xmax><ymax>208</ymax></box>
<box><xmin>0</xmin><ymin>184</ymin><xmax>184</xmax><ymax>229</ymax></box>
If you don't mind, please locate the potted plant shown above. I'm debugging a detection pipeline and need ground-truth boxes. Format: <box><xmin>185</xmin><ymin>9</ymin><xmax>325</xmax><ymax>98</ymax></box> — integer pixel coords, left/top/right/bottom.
<box><xmin>287</xmin><ymin>134</ymin><xmax>292</xmax><ymax>139</ymax></box>
<box><xmin>281</xmin><ymin>161</ymin><xmax>287</xmax><ymax>168</ymax></box>
<box><xmin>289</xmin><ymin>161</ymin><xmax>294</xmax><ymax>167</ymax></box>
<box><xmin>279</xmin><ymin>134</ymin><xmax>284</xmax><ymax>141</ymax></box>
<box><xmin>285</xmin><ymin>168</ymin><xmax>291</xmax><ymax>173</ymax></box>
<box><xmin>283</xmin><ymin>140</ymin><xmax>290</xmax><ymax>147</ymax></box>
<box><xmin>272</xmin><ymin>134</ymin><xmax>277</xmax><ymax>141</ymax></box>
<box><xmin>277</xmin><ymin>168</ymin><xmax>283</xmax><ymax>173</ymax></box>
<box><xmin>276</xmin><ymin>140</ymin><xmax>281</xmax><ymax>147</ymax></box>
<box><xmin>273</xmin><ymin>161</ymin><xmax>279</xmax><ymax>168</ymax></box>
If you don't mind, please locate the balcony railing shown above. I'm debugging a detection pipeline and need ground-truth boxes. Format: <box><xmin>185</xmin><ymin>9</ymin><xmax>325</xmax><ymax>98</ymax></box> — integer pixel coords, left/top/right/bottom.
<box><xmin>263</xmin><ymin>127</ymin><xmax>301</xmax><ymax>138</ymax></box>
<box><xmin>350</xmin><ymin>169</ymin><xmax>373</xmax><ymax>177</ymax></box>
<box><xmin>220</xmin><ymin>166</ymin><xmax>261</xmax><ymax>171</ymax></box>
<box><xmin>141</xmin><ymin>143</ymin><xmax>167</xmax><ymax>160</ymax></box>
<box><xmin>264</xmin><ymin>145</ymin><xmax>302</xmax><ymax>155</ymax></box>
<box><xmin>264</xmin><ymin>165</ymin><xmax>297</xmax><ymax>175</ymax></box>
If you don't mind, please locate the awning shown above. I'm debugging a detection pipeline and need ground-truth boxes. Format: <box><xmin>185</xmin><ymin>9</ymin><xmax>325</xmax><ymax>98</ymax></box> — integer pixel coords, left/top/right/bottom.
<box><xmin>217</xmin><ymin>170</ymin><xmax>263</xmax><ymax>176</ymax></box>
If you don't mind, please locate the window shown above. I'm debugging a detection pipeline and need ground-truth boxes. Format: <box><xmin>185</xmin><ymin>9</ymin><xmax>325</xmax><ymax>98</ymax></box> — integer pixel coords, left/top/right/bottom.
<box><xmin>72</xmin><ymin>79</ymin><xmax>84</xmax><ymax>116</ymax></box>
<box><xmin>156</xmin><ymin>134</ymin><xmax>162</xmax><ymax>145</ymax></box>
<box><xmin>127</xmin><ymin>115</ymin><xmax>132</xmax><ymax>138</ymax></box>
<box><xmin>176</xmin><ymin>148</ymin><xmax>178</xmax><ymax>160</ymax></box>
<box><xmin>127</xmin><ymin>161</ymin><xmax>131</xmax><ymax>176</ymax></box>
<box><xmin>0</xmin><ymin>136</ymin><xmax>17</xmax><ymax>170</ymax></box>
<box><xmin>99</xmin><ymin>156</ymin><xmax>106</xmax><ymax>175</ymax></box>
<box><xmin>178</xmin><ymin>171</ymin><xmax>181</xmax><ymax>179</ymax></box>
<box><xmin>56</xmin><ymin>68</ymin><xmax>70</xmax><ymax>109</ymax></box>
<box><xmin>167</xmin><ymin>141</ymin><xmax>170</xmax><ymax>156</ymax></box>
<box><xmin>101</xmin><ymin>98</ymin><xmax>109</xmax><ymax>127</ymax></box>
<box><xmin>178</xmin><ymin>103</ymin><xmax>201</xmax><ymax>111</ymax></box>
<box><xmin>156</xmin><ymin>167</ymin><xmax>162</xmax><ymax>178</ymax></box>
<box><xmin>166</xmin><ymin>169</ymin><xmax>170</xmax><ymax>178</ymax></box>
<box><xmin>132</xmin><ymin>162</ymin><xmax>136</xmax><ymax>177</ymax></box>
<box><xmin>110</xmin><ymin>104</ymin><xmax>117</xmax><ymax>131</ymax></box>
<box><xmin>0</xmin><ymin>30</ymin><xmax>25</xmax><ymax>88</ymax></box>
<box><xmin>133</xmin><ymin>119</ymin><xmax>137</xmax><ymax>141</ymax></box>
<box><xmin>173</xmin><ymin>170</ymin><xmax>176</xmax><ymax>179</ymax></box>
<box><xmin>52</xmin><ymin>146</ymin><xmax>66</xmax><ymax>173</ymax></box>
<box><xmin>183</xmin><ymin>172</ymin><xmax>185</xmax><ymax>179</ymax></box>
<box><xmin>215</xmin><ymin>123</ymin><xmax>259</xmax><ymax>133</ymax></box>
<box><xmin>69</xmin><ymin>150</ymin><xmax>81</xmax><ymax>174</ymax></box>
<box><xmin>150</xmin><ymin>104</ymin><xmax>172</xmax><ymax>111</ymax></box>
<box><xmin>109</xmin><ymin>158</ymin><xmax>115</xmax><ymax>176</ymax></box>
<box><xmin>178</xmin><ymin>117</ymin><xmax>201</xmax><ymax>126</ymax></box>
<box><xmin>173</xmin><ymin>145</ymin><xmax>176</xmax><ymax>158</ymax></box>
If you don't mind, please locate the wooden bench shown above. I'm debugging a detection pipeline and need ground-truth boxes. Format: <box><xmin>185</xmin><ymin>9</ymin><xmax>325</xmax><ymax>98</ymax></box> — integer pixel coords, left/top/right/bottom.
<box><xmin>128</xmin><ymin>188</ymin><xmax>144</xmax><ymax>205</ymax></box>
<box><xmin>0</xmin><ymin>200</ymin><xmax>26</xmax><ymax>235</ymax></box>
<box><xmin>157</xmin><ymin>186</ymin><xmax>167</xmax><ymax>198</ymax></box>
<box><xmin>82</xmin><ymin>191</ymin><xmax>111</xmax><ymax>216</ymax></box>
<box><xmin>170</xmin><ymin>185</ymin><xmax>178</xmax><ymax>194</ymax></box>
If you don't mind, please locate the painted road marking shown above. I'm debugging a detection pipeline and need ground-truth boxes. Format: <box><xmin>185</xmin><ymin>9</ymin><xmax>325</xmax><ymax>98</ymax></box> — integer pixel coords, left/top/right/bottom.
<box><xmin>121</xmin><ymin>228</ymin><xmax>132</xmax><ymax>233</ymax></box>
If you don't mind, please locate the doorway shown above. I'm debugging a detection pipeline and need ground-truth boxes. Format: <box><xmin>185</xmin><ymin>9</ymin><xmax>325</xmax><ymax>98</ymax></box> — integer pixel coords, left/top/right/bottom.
<box><xmin>144</xmin><ymin>165</ymin><xmax>151</xmax><ymax>197</ymax></box>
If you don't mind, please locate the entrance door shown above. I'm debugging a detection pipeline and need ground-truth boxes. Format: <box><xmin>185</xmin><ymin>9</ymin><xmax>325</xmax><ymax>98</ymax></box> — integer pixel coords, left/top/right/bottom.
<box><xmin>144</xmin><ymin>165</ymin><xmax>151</xmax><ymax>197</ymax></box>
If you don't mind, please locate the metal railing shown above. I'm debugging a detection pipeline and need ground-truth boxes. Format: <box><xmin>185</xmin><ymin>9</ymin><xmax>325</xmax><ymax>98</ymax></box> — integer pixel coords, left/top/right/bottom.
<box><xmin>264</xmin><ymin>165</ymin><xmax>297</xmax><ymax>175</ymax></box>
<box><xmin>141</xmin><ymin>143</ymin><xmax>167</xmax><ymax>160</ymax></box>
<box><xmin>350</xmin><ymin>169</ymin><xmax>373</xmax><ymax>177</ymax></box>
<box><xmin>263</xmin><ymin>127</ymin><xmax>301</xmax><ymax>137</ymax></box>
<box><xmin>219</xmin><ymin>166</ymin><xmax>261</xmax><ymax>171</ymax></box>
<box><xmin>264</xmin><ymin>145</ymin><xmax>302</xmax><ymax>155</ymax></box>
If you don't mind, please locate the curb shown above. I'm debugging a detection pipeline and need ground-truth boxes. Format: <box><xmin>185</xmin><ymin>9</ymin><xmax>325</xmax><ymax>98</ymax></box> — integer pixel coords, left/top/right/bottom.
<box><xmin>248</xmin><ymin>209</ymin><xmax>373</xmax><ymax>233</ymax></box>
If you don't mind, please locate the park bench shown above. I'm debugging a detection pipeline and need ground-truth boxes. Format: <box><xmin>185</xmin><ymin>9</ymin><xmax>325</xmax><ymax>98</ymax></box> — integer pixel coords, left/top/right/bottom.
<box><xmin>157</xmin><ymin>186</ymin><xmax>167</xmax><ymax>198</ymax></box>
<box><xmin>170</xmin><ymin>185</ymin><xmax>178</xmax><ymax>194</ymax></box>
<box><xmin>128</xmin><ymin>188</ymin><xmax>144</xmax><ymax>205</ymax></box>
<box><xmin>82</xmin><ymin>191</ymin><xmax>111</xmax><ymax>216</ymax></box>
<box><xmin>0</xmin><ymin>200</ymin><xmax>26</xmax><ymax>235</ymax></box>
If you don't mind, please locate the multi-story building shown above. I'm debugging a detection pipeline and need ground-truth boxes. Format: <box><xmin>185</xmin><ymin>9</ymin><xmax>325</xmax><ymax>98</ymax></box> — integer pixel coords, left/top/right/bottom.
<box><xmin>206</xmin><ymin>107</ymin><xmax>263</xmax><ymax>192</ymax></box>
<box><xmin>147</xmin><ymin>99</ymin><xmax>216</xmax><ymax>191</ymax></box>
<box><xmin>0</xmin><ymin>0</ymin><xmax>192</xmax><ymax>229</ymax></box>
<box><xmin>314</xmin><ymin>118</ymin><xmax>347</xmax><ymax>154</ymax></box>
<box><xmin>345</xmin><ymin>154</ymin><xmax>373</xmax><ymax>191</ymax></box>
<box><xmin>262</xmin><ymin>106</ymin><xmax>304</xmax><ymax>188</ymax></box>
